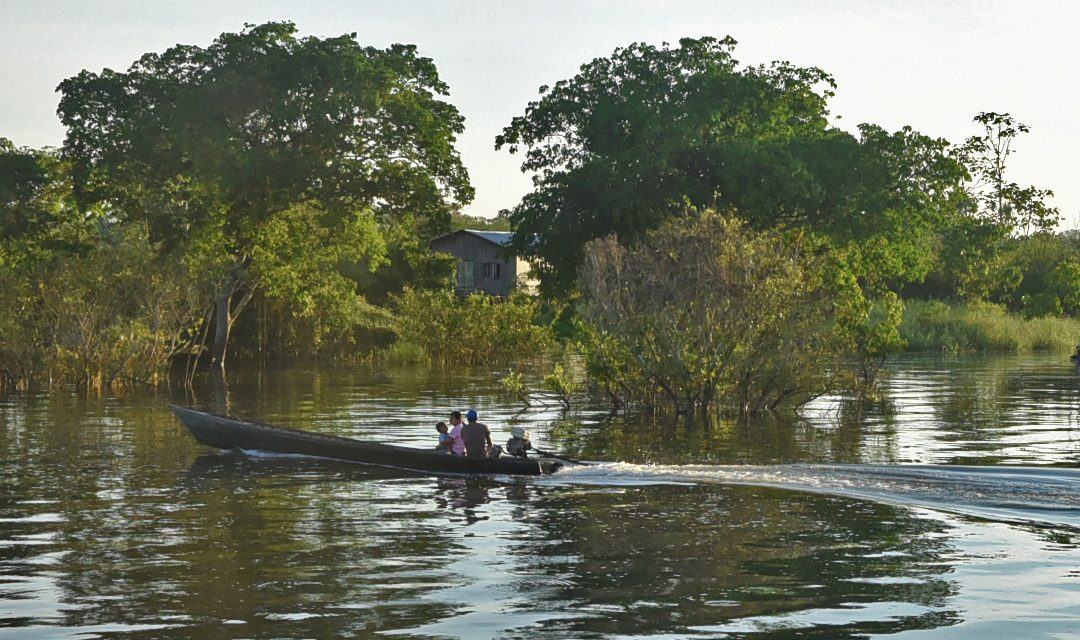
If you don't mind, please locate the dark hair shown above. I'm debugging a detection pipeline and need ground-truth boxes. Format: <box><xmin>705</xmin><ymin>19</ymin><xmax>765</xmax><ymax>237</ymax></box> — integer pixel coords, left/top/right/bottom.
<box><xmin>450</xmin><ymin>410</ymin><xmax>462</xmax><ymax>420</ymax></box>
<box><xmin>436</xmin><ymin>421</ymin><xmax>448</xmax><ymax>432</ymax></box>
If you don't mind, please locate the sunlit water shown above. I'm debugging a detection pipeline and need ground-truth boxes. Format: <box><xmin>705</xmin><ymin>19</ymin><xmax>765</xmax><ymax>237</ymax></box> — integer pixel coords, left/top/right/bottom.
<box><xmin>3</xmin><ymin>354</ymin><xmax>1080</xmax><ymax>638</ymax></box>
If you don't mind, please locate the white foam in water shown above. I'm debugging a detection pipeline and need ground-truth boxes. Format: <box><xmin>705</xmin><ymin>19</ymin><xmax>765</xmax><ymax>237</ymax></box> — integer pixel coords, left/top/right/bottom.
<box><xmin>549</xmin><ymin>462</ymin><xmax>1080</xmax><ymax>529</ymax></box>
<box><xmin>238</xmin><ymin>448</ymin><xmax>317</xmax><ymax>460</ymax></box>
<box><xmin>232</xmin><ymin>447</ymin><xmax>1080</xmax><ymax>528</ymax></box>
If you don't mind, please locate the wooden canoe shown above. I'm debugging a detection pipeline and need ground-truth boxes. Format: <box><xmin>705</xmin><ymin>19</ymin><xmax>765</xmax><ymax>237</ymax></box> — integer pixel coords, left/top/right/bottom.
<box><xmin>169</xmin><ymin>404</ymin><xmax>562</xmax><ymax>476</ymax></box>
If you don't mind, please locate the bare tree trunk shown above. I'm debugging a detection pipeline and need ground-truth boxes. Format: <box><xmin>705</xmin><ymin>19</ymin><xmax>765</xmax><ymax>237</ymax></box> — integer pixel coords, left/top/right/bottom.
<box><xmin>209</xmin><ymin>259</ymin><xmax>256</xmax><ymax>375</ymax></box>
<box><xmin>211</xmin><ymin>366</ymin><xmax>230</xmax><ymax>415</ymax></box>
<box><xmin>211</xmin><ymin>290</ymin><xmax>232</xmax><ymax>372</ymax></box>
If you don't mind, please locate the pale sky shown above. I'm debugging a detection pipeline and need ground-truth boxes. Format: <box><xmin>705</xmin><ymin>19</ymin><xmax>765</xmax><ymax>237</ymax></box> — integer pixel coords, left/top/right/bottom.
<box><xmin>2</xmin><ymin>1</ymin><xmax>1077</xmax><ymax>225</ymax></box>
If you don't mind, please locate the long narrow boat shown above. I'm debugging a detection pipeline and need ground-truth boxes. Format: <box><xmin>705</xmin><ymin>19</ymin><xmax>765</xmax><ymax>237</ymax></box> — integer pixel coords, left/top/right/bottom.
<box><xmin>169</xmin><ymin>405</ymin><xmax>563</xmax><ymax>476</ymax></box>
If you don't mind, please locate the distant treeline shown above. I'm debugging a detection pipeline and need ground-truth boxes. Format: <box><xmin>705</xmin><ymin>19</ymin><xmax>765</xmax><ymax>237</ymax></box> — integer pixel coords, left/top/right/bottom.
<box><xmin>2</xmin><ymin>25</ymin><xmax>1077</xmax><ymax>414</ymax></box>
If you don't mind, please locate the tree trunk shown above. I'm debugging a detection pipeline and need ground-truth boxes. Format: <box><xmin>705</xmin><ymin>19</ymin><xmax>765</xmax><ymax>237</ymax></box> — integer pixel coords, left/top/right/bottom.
<box><xmin>211</xmin><ymin>366</ymin><xmax>230</xmax><ymax>415</ymax></box>
<box><xmin>209</xmin><ymin>258</ymin><xmax>256</xmax><ymax>374</ymax></box>
<box><xmin>211</xmin><ymin>290</ymin><xmax>232</xmax><ymax>372</ymax></box>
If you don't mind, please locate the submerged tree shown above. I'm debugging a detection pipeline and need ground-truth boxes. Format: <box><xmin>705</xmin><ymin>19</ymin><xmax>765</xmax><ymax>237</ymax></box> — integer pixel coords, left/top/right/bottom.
<box><xmin>578</xmin><ymin>209</ymin><xmax>856</xmax><ymax>416</ymax></box>
<box><xmin>58</xmin><ymin>22</ymin><xmax>473</xmax><ymax>372</ymax></box>
<box><xmin>0</xmin><ymin>141</ymin><xmax>63</xmax><ymax>386</ymax></box>
<box><xmin>0</xmin><ymin>141</ymin><xmax>205</xmax><ymax>390</ymax></box>
<box><xmin>391</xmin><ymin>288</ymin><xmax>555</xmax><ymax>366</ymax></box>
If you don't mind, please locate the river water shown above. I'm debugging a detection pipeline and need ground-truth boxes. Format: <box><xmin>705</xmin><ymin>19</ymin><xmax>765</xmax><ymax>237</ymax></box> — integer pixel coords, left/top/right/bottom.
<box><xmin>2</xmin><ymin>355</ymin><xmax>1080</xmax><ymax>639</ymax></box>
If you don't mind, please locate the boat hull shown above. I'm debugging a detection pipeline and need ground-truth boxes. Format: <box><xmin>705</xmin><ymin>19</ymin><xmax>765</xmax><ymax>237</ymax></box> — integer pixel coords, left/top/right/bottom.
<box><xmin>168</xmin><ymin>405</ymin><xmax>561</xmax><ymax>476</ymax></box>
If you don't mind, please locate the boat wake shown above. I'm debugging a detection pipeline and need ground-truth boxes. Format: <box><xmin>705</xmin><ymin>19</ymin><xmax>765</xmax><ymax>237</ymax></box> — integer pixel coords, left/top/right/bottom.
<box><xmin>549</xmin><ymin>462</ymin><xmax>1080</xmax><ymax>529</ymax></box>
<box><xmin>220</xmin><ymin>446</ymin><xmax>1080</xmax><ymax>529</ymax></box>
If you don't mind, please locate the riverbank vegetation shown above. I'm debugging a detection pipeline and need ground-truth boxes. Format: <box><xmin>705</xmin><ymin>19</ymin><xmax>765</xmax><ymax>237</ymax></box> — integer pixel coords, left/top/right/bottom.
<box><xmin>496</xmin><ymin>37</ymin><xmax>1075</xmax><ymax>414</ymax></box>
<box><xmin>391</xmin><ymin>288</ymin><xmax>554</xmax><ymax>365</ymax></box>
<box><xmin>2</xmin><ymin>26</ymin><xmax>1078</xmax><ymax>415</ymax></box>
<box><xmin>900</xmin><ymin>300</ymin><xmax>1080</xmax><ymax>354</ymax></box>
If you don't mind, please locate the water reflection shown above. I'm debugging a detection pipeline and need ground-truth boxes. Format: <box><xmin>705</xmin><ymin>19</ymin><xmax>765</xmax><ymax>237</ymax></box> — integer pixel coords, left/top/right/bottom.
<box><xmin>3</xmin><ymin>354</ymin><xmax>1080</xmax><ymax>638</ymax></box>
<box><xmin>432</xmin><ymin>477</ymin><xmax>500</xmax><ymax>527</ymax></box>
<box><xmin>567</xmin><ymin>355</ymin><xmax>1080</xmax><ymax>467</ymax></box>
<box><xmin>873</xmin><ymin>355</ymin><xmax>1080</xmax><ymax>465</ymax></box>
<box><xmin>482</xmin><ymin>484</ymin><xmax>963</xmax><ymax>639</ymax></box>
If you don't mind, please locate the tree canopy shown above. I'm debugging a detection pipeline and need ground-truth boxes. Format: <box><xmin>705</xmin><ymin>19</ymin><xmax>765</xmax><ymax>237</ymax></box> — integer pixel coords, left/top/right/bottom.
<box><xmin>497</xmin><ymin>36</ymin><xmax>970</xmax><ymax>295</ymax></box>
<box><xmin>957</xmin><ymin>112</ymin><xmax>1059</xmax><ymax>235</ymax></box>
<box><xmin>57</xmin><ymin>22</ymin><xmax>473</xmax><ymax>369</ymax></box>
<box><xmin>1</xmin><ymin>139</ymin><xmax>61</xmax><ymax>242</ymax></box>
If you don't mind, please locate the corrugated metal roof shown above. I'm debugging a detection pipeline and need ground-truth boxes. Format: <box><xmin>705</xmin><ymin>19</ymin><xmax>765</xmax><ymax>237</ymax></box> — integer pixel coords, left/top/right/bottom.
<box><xmin>462</xmin><ymin>230</ymin><xmax>514</xmax><ymax>246</ymax></box>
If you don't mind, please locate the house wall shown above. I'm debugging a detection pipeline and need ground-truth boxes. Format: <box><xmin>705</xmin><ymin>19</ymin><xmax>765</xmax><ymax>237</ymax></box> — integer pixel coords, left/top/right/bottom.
<box><xmin>430</xmin><ymin>232</ymin><xmax>517</xmax><ymax>296</ymax></box>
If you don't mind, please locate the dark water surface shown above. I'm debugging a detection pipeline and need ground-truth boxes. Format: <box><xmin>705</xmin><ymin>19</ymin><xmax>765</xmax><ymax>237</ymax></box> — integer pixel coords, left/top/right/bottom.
<box><xmin>3</xmin><ymin>355</ymin><xmax>1080</xmax><ymax>638</ymax></box>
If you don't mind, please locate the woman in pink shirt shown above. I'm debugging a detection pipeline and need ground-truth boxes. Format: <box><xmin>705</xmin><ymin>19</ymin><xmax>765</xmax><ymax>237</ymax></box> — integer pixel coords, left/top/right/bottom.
<box><xmin>447</xmin><ymin>410</ymin><xmax>467</xmax><ymax>456</ymax></box>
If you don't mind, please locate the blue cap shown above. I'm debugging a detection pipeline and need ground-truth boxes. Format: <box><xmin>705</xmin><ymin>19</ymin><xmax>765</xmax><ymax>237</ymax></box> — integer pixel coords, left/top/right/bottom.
<box><xmin>466</xmin><ymin>409</ymin><xmax>478</xmax><ymax>421</ymax></box>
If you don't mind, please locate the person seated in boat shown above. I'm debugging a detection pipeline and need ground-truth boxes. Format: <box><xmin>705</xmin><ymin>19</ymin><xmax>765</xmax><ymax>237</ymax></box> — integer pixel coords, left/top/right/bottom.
<box><xmin>505</xmin><ymin>426</ymin><xmax>531</xmax><ymax>458</ymax></box>
<box><xmin>434</xmin><ymin>421</ymin><xmax>453</xmax><ymax>454</ymax></box>
<box><xmin>447</xmin><ymin>410</ymin><xmax>467</xmax><ymax>456</ymax></box>
<box><xmin>461</xmin><ymin>409</ymin><xmax>493</xmax><ymax>458</ymax></box>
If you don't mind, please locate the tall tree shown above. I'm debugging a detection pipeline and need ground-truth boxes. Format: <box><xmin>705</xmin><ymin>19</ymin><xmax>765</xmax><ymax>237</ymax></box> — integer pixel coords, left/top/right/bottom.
<box><xmin>497</xmin><ymin>37</ymin><xmax>966</xmax><ymax>296</ymax></box>
<box><xmin>917</xmin><ymin>112</ymin><xmax>1060</xmax><ymax>302</ymax></box>
<box><xmin>58</xmin><ymin>22</ymin><xmax>473</xmax><ymax>371</ymax></box>
<box><xmin>957</xmin><ymin>112</ymin><xmax>1059</xmax><ymax>234</ymax></box>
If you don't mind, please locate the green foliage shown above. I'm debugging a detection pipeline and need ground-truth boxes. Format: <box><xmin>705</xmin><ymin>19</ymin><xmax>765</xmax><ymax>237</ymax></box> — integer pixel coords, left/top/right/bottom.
<box><xmin>391</xmin><ymin>288</ymin><xmax>555</xmax><ymax>366</ymax></box>
<box><xmin>1048</xmin><ymin>261</ymin><xmax>1080</xmax><ymax>314</ymax></box>
<box><xmin>1</xmin><ymin>221</ymin><xmax>207</xmax><ymax>390</ymax></box>
<box><xmin>832</xmin><ymin>125</ymin><xmax>968</xmax><ymax>289</ymax></box>
<box><xmin>1021</xmin><ymin>292</ymin><xmax>1062</xmax><ymax>319</ymax></box>
<box><xmin>250</xmin><ymin>202</ymin><xmax>388</xmax><ymax>350</ymax></box>
<box><xmin>348</xmin><ymin>218</ymin><xmax>456</xmax><ymax>307</ymax></box>
<box><xmin>500</xmin><ymin>371</ymin><xmax>531</xmax><ymax>407</ymax></box>
<box><xmin>498</xmin><ymin>37</ymin><xmax>968</xmax><ymax>297</ymax></box>
<box><xmin>918</xmin><ymin>113</ymin><xmax>1062</xmax><ymax>304</ymax></box>
<box><xmin>900</xmin><ymin>300</ymin><xmax>1080</xmax><ymax>353</ymax></box>
<box><xmin>57</xmin><ymin>22</ymin><xmax>473</xmax><ymax>368</ymax></box>
<box><xmin>991</xmin><ymin>233</ymin><xmax>1080</xmax><ymax>317</ymax></box>
<box><xmin>918</xmin><ymin>216</ymin><xmax>1018</xmax><ymax>302</ymax></box>
<box><xmin>916</xmin><ymin>231</ymin><xmax>1080</xmax><ymax>322</ymax></box>
<box><xmin>577</xmin><ymin>209</ymin><xmax>853</xmax><ymax>415</ymax></box>
<box><xmin>1</xmin><ymin>138</ymin><xmax>54</xmax><ymax>240</ymax></box>
<box><xmin>39</xmin><ymin>224</ymin><xmax>206</xmax><ymax>389</ymax></box>
<box><xmin>543</xmin><ymin>362</ymin><xmax>581</xmax><ymax>410</ymax></box>
<box><xmin>956</xmin><ymin>112</ymin><xmax>1059</xmax><ymax>234</ymax></box>
<box><xmin>0</xmin><ymin>248</ymin><xmax>46</xmax><ymax>387</ymax></box>
<box><xmin>831</xmin><ymin>281</ymin><xmax>906</xmax><ymax>385</ymax></box>
<box><xmin>450</xmin><ymin>212</ymin><xmax>510</xmax><ymax>232</ymax></box>
<box><xmin>497</xmin><ymin>37</ymin><xmax>836</xmax><ymax>294</ymax></box>
<box><xmin>382</xmin><ymin>340</ymin><xmax>431</xmax><ymax>365</ymax></box>
<box><xmin>59</xmin><ymin>22</ymin><xmax>473</xmax><ymax>233</ymax></box>
<box><xmin>0</xmin><ymin>145</ymin><xmax>209</xmax><ymax>390</ymax></box>
<box><xmin>500</xmin><ymin>40</ymin><xmax>1061</xmax><ymax>323</ymax></box>
<box><xmin>5</xmin><ymin>29</ymin><xmax>1069</xmax><ymax>399</ymax></box>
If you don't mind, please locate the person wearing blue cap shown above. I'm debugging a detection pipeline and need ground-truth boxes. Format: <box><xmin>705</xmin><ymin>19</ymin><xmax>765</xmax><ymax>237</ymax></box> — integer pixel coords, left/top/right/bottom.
<box><xmin>460</xmin><ymin>408</ymin><xmax>493</xmax><ymax>458</ymax></box>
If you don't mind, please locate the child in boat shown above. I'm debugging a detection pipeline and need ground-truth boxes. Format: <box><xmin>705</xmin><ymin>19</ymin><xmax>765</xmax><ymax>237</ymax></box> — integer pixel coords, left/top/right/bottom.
<box><xmin>435</xmin><ymin>421</ymin><xmax>453</xmax><ymax>454</ymax></box>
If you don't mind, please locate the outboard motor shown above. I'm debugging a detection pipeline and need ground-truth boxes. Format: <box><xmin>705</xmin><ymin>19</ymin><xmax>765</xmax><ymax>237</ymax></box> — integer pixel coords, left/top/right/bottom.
<box><xmin>506</xmin><ymin>427</ymin><xmax>531</xmax><ymax>458</ymax></box>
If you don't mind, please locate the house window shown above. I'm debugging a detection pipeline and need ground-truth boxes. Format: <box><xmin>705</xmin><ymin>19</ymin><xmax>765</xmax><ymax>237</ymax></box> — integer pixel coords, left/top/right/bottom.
<box><xmin>482</xmin><ymin>262</ymin><xmax>501</xmax><ymax>280</ymax></box>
